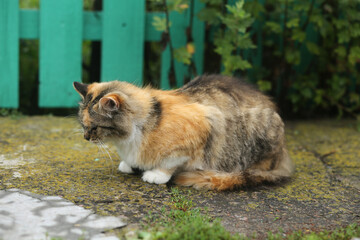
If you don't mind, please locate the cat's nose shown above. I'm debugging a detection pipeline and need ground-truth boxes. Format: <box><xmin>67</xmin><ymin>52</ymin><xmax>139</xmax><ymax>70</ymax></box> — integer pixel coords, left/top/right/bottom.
<box><xmin>84</xmin><ymin>132</ymin><xmax>91</xmax><ymax>141</ymax></box>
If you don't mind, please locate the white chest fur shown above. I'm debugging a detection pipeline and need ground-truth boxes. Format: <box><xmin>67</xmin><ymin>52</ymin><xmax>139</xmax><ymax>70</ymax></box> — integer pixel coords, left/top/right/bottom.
<box><xmin>112</xmin><ymin>125</ymin><xmax>142</xmax><ymax>168</ymax></box>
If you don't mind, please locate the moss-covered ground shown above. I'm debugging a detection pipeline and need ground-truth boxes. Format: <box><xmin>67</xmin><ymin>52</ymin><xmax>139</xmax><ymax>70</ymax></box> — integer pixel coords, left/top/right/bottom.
<box><xmin>0</xmin><ymin>116</ymin><xmax>359</xmax><ymax>238</ymax></box>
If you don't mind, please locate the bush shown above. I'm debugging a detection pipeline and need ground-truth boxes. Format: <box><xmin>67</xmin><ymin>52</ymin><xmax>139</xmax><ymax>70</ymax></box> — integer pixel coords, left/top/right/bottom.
<box><xmin>255</xmin><ymin>0</ymin><xmax>360</xmax><ymax>118</ymax></box>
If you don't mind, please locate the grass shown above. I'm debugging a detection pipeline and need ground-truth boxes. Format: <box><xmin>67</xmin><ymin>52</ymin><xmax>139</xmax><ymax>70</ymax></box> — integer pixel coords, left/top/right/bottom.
<box><xmin>125</xmin><ymin>188</ymin><xmax>360</xmax><ymax>240</ymax></box>
<box><xmin>134</xmin><ymin>188</ymin><xmax>245</xmax><ymax>240</ymax></box>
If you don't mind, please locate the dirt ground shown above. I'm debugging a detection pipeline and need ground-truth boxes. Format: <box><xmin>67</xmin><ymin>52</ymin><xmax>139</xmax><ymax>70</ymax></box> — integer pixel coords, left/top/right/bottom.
<box><xmin>0</xmin><ymin>116</ymin><xmax>359</xmax><ymax>237</ymax></box>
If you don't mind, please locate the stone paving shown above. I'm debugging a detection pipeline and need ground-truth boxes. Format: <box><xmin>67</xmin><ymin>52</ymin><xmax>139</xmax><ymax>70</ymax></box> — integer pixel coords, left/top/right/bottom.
<box><xmin>0</xmin><ymin>116</ymin><xmax>359</xmax><ymax>239</ymax></box>
<box><xmin>0</xmin><ymin>189</ymin><xmax>125</xmax><ymax>240</ymax></box>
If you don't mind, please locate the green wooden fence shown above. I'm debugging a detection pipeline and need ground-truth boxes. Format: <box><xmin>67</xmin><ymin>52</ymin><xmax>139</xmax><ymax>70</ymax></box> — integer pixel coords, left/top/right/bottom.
<box><xmin>0</xmin><ymin>0</ymin><xmax>204</xmax><ymax>108</ymax></box>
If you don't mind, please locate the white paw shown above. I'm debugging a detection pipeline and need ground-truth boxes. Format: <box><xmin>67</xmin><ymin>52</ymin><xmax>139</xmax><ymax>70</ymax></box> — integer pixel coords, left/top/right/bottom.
<box><xmin>142</xmin><ymin>169</ymin><xmax>171</xmax><ymax>184</ymax></box>
<box><xmin>118</xmin><ymin>161</ymin><xmax>134</xmax><ymax>174</ymax></box>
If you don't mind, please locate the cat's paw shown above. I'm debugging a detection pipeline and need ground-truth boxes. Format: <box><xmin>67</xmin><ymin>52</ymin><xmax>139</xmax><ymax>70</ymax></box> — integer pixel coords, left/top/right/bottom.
<box><xmin>118</xmin><ymin>161</ymin><xmax>134</xmax><ymax>174</ymax></box>
<box><xmin>142</xmin><ymin>169</ymin><xmax>171</xmax><ymax>184</ymax></box>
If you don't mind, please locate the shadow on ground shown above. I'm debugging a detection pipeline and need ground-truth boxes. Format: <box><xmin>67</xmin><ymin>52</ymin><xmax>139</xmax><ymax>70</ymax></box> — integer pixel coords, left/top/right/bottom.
<box><xmin>0</xmin><ymin>116</ymin><xmax>359</xmax><ymax>237</ymax></box>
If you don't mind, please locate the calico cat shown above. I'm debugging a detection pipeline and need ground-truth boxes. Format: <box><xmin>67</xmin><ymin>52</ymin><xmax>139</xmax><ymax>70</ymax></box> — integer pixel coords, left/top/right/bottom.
<box><xmin>73</xmin><ymin>75</ymin><xmax>294</xmax><ymax>190</ymax></box>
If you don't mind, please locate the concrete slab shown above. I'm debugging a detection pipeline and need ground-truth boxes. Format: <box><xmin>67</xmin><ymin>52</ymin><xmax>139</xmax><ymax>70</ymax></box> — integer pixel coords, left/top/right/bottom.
<box><xmin>0</xmin><ymin>189</ymin><xmax>126</xmax><ymax>240</ymax></box>
<box><xmin>0</xmin><ymin>116</ymin><xmax>359</xmax><ymax>238</ymax></box>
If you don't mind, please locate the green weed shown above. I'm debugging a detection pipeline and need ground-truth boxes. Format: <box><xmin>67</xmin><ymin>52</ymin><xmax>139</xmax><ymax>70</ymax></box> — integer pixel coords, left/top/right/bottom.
<box><xmin>136</xmin><ymin>188</ymin><xmax>245</xmax><ymax>240</ymax></box>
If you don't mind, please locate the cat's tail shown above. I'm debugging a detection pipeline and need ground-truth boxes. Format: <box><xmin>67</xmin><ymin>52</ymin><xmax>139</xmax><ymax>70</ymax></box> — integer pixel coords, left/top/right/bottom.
<box><xmin>175</xmin><ymin>154</ymin><xmax>294</xmax><ymax>191</ymax></box>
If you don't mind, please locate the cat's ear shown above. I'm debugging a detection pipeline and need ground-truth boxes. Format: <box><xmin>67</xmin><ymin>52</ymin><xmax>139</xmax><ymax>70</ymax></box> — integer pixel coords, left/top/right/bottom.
<box><xmin>73</xmin><ymin>82</ymin><xmax>89</xmax><ymax>99</ymax></box>
<box><xmin>99</xmin><ymin>94</ymin><xmax>123</xmax><ymax>112</ymax></box>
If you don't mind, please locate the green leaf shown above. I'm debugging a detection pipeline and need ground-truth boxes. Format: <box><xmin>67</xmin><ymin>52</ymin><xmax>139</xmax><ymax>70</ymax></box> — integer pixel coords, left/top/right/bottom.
<box><xmin>226</xmin><ymin>0</ymin><xmax>245</xmax><ymax>14</ymax></box>
<box><xmin>235</xmin><ymin>34</ymin><xmax>256</xmax><ymax>49</ymax></box>
<box><xmin>310</xmin><ymin>15</ymin><xmax>324</xmax><ymax>28</ymax></box>
<box><xmin>285</xmin><ymin>50</ymin><xmax>301</xmax><ymax>65</ymax></box>
<box><xmin>244</xmin><ymin>1</ymin><xmax>265</xmax><ymax>17</ymax></box>
<box><xmin>265</xmin><ymin>21</ymin><xmax>282</xmax><ymax>34</ymax></box>
<box><xmin>214</xmin><ymin>33</ymin><xmax>236</xmax><ymax>56</ymax></box>
<box><xmin>222</xmin><ymin>55</ymin><xmax>252</xmax><ymax>74</ymax></box>
<box><xmin>348</xmin><ymin>46</ymin><xmax>360</xmax><ymax>66</ymax></box>
<box><xmin>286</xmin><ymin>18</ymin><xmax>300</xmax><ymax>28</ymax></box>
<box><xmin>333</xmin><ymin>19</ymin><xmax>348</xmax><ymax>29</ymax></box>
<box><xmin>301</xmin><ymin>88</ymin><xmax>312</xmax><ymax>99</ymax></box>
<box><xmin>152</xmin><ymin>16</ymin><xmax>168</xmax><ymax>32</ymax></box>
<box><xmin>350</xmin><ymin>23</ymin><xmax>360</xmax><ymax>37</ymax></box>
<box><xmin>167</xmin><ymin>0</ymin><xmax>189</xmax><ymax>13</ymax></box>
<box><xmin>350</xmin><ymin>92</ymin><xmax>360</xmax><ymax>104</ymax></box>
<box><xmin>291</xmin><ymin>29</ymin><xmax>306</xmax><ymax>42</ymax></box>
<box><xmin>257</xmin><ymin>80</ymin><xmax>272</xmax><ymax>92</ymax></box>
<box><xmin>338</xmin><ymin>30</ymin><xmax>350</xmax><ymax>43</ymax></box>
<box><xmin>306</xmin><ymin>42</ymin><xmax>320</xmax><ymax>55</ymax></box>
<box><xmin>293</xmin><ymin>2</ymin><xmax>310</xmax><ymax>12</ymax></box>
<box><xmin>174</xmin><ymin>47</ymin><xmax>192</xmax><ymax>65</ymax></box>
<box><xmin>335</xmin><ymin>46</ymin><xmax>346</xmax><ymax>58</ymax></box>
<box><xmin>197</xmin><ymin>8</ymin><xmax>220</xmax><ymax>25</ymax></box>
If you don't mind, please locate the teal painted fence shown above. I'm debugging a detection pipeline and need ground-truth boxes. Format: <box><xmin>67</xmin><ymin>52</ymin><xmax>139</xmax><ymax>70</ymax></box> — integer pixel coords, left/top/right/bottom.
<box><xmin>0</xmin><ymin>0</ymin><xmax>205</xmax><ymax>108</ymax></box>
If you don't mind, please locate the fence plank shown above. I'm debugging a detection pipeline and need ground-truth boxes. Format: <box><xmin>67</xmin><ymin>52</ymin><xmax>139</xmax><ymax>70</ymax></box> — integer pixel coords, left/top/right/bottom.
<box><xmin>20</xmin><ymin>10</ymin><xmax>168</xmax><ymax>42</ymax></box>
<box><xmin>83</xmin><ymin>11</ymin><xmax>102</xmax><ymax>41</ymax></box>
<box><xmin>39</xmin><ymin>0</ymin><xmax>83</xmax><ymax>107</ymax></box>
<box><xmin>101</xmin><ymin>0</ymin><xmax>145</xmax><ymax>85</ymax></box>
<box><xmin>19</xmin><ymin>10</ymin><xmax>38</xmax><ymax>40</ymax></box>
<box><xmin>0</xmin><ymin>0</ymin><xmax>19</xmax><ymax>108</ymax></box>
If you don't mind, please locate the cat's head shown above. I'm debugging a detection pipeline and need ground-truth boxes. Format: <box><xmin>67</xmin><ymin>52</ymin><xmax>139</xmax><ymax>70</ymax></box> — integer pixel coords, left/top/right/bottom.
<box><xmin>73</xmin><ymin>81</ymin><xmax>134</xmax><ymax>142</ymax></box>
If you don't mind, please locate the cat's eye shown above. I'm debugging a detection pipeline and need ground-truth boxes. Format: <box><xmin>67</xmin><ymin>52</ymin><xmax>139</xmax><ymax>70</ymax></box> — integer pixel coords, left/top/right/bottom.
<box><xmin>99</xmin><ymin>126</ymin><xmax>115</xmax><ymax>130</ymax></box>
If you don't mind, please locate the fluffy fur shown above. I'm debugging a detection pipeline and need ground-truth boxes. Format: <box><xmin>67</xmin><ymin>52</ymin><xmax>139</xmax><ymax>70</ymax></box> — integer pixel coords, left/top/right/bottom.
<box><xmin>73</xmin><ymin>75</ymin><xmax>294</xmax><ymax>190</ymax></box>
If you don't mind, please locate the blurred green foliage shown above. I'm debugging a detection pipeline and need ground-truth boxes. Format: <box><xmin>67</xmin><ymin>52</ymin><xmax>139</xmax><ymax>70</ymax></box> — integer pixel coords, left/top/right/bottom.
<box><xmin>255</xmin><ymin>0</ymin><xmax>360</xmax><ymax>117</ymax></box>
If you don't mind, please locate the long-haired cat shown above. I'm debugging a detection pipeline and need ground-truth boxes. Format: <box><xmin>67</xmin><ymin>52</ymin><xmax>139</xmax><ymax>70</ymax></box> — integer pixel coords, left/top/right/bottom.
<box><xmin>73</xmin><ymin>75</ymin><xmax>294</xmax><ymax>190</ymax></box>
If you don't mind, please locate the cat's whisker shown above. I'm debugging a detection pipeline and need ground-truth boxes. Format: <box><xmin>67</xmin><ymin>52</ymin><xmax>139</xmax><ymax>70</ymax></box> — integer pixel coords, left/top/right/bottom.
<box><xmin>96</xmin><ymin>142</ymin><xmax>107</xmax><ymax>159</ymax></box>
<box><xmin>104</xmin><ymin>142</ymin><xmax>117</xmax><ymax>166</ymax></box>
<box><xmin>65</xmin><ymin>128</ymin><xmax>84</xmax><ymax>139</ymax></box>
<box><xmin>89</xmin><ymin>142</ymin><xmax>111</xmax><ymax>179</ymax></box>
<box><xmin>98</xmin><ymin>140</ymin><xmax>115</xmax><ymax>174</ymax></box>
<box><xmin>72</xmin><ymin>128</ymin><xmax>83</xmax><ymax>133</ymax></box>
<box><xmin>99</xmin><ymin>144</ymin><xmax>113</xmax><ymax>174</ymax></box>
<box><xmin>67</xmin><ymin>128</ymin><xmax>83</xmax><ymax>135</ymax></box>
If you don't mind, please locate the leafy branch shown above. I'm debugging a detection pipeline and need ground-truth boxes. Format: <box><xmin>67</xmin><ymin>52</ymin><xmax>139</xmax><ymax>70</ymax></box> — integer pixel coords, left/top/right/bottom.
<box><xmin>198</xmin><ymin>0</ymin><xmax>255</xmax><ymax>75</ymax></box>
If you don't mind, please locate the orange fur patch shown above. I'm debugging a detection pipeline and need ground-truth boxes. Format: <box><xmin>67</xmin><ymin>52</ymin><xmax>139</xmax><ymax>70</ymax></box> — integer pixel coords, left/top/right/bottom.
<box><xmin>138</xmin><ymin>91</ymin><xmax>211</xmax><ymax>168</ymax></box>
<box><xmin>87</xmin><ymin>83</ymin><xmax>100</xmax><ymax>100</ymax></box>
<box><xmin>175</xmin><ymin>171</ymin><xmax>246</xmax><ymax>191</ymax></box>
